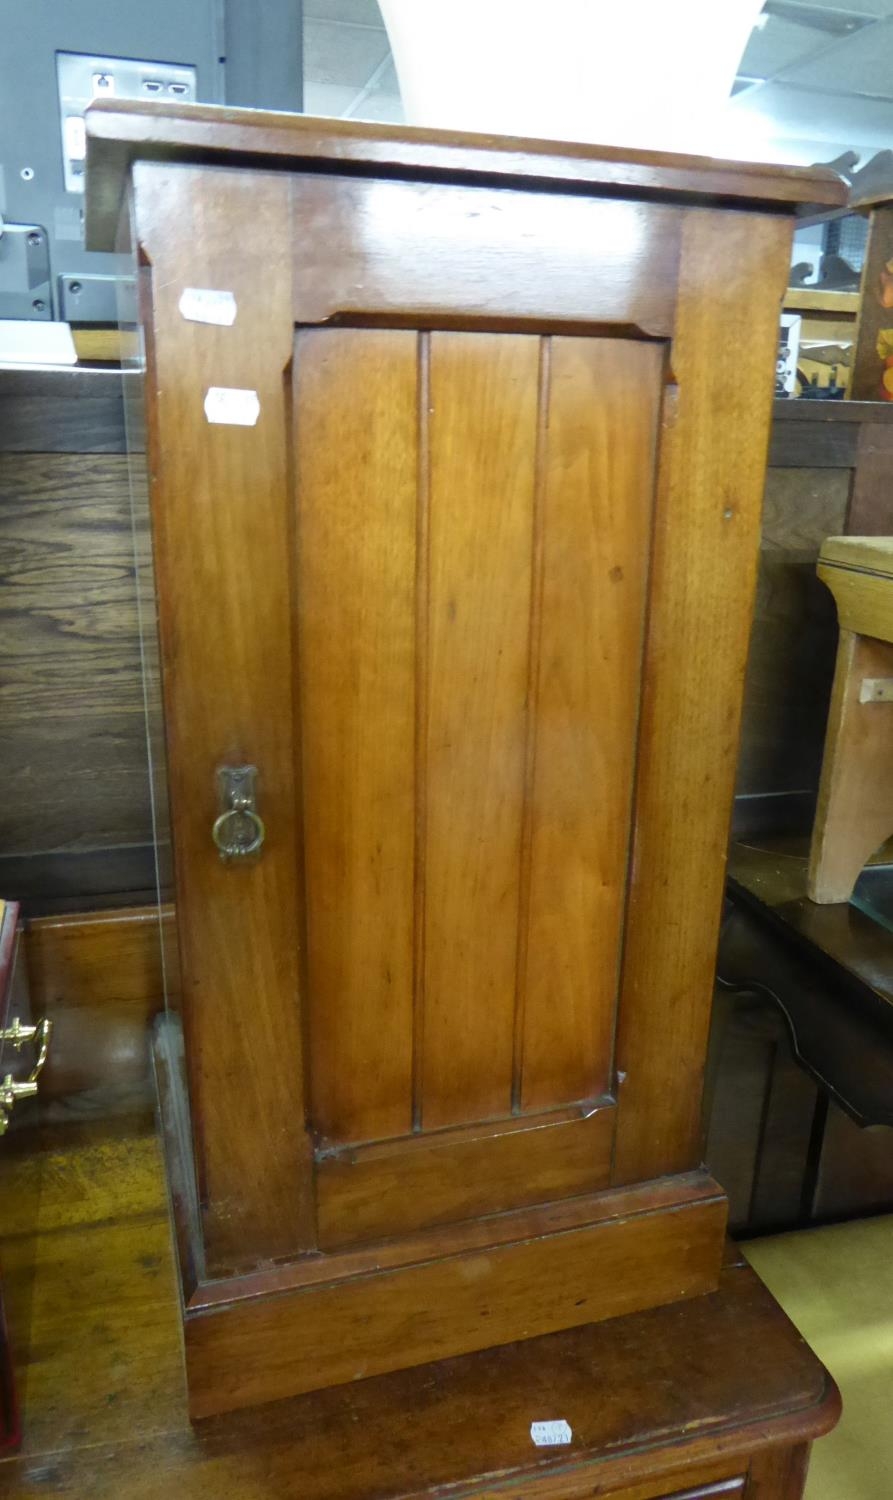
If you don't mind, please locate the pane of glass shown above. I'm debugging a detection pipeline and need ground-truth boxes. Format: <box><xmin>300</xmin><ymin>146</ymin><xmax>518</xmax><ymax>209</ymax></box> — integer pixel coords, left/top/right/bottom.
<box><xmin>851</xmin><ymin>863</ymin><xmax>893</xmax><ymax>937</ymax></box>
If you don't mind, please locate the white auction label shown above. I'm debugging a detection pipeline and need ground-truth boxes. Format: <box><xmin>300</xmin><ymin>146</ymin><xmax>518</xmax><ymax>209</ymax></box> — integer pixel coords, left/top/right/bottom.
<box><xmin>179</xmin><ymin>287</ymin><xmax>238</xmax><ymax>326</ymax></box>
<box><xmin>204</xmin><ymin>387</ymin><xmax>260</xmax><ymax>427</ymax></box>
<box><xmin>530</xmin><ymin>1420</ymin><xmax>573</xmax><ymax>1447</ymax></box>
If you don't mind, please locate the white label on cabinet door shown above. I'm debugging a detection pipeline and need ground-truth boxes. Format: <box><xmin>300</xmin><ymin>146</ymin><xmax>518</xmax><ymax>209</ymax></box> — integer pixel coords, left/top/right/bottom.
<box><xmin>179</xmin><ymin>287</ymin><xmax>237</xmax><ymax>326</ymax></box>
<box><xmin>204</xmin><ymin>387</ymin><xmax>260</xmax><ymax>427</ymax></box>
<box><xmin>530</xmin><ymin>1420</ymin><xmax>573</xmax><ymax>1447</ymax></box>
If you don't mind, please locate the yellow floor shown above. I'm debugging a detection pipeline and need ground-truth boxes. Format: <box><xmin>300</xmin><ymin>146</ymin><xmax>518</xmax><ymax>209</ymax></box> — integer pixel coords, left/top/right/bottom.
<box><xmin>746</xmin><ymin>1215</ymin><xmax>893</xmax><ymax>1500</ymax></box>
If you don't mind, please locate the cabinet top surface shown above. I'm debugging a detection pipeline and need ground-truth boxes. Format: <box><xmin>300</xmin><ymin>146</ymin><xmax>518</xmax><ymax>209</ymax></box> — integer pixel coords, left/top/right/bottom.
<box><xmin>85</xmin><ymin>98</ymin><xmax>846</xmax><ymax>251</ymax></box>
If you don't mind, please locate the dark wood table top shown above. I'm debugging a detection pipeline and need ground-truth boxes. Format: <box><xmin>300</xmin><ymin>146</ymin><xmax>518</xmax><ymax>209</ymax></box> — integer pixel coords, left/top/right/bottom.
<box><xmin>722</xmin><ymin>837</ymin><xmax>893</xmax><ymax>1125</ymax></box>
<box><xmin>728</xmin><ymin>836</ymin><xmax>893</xmax><ymax>1009</ymax></box>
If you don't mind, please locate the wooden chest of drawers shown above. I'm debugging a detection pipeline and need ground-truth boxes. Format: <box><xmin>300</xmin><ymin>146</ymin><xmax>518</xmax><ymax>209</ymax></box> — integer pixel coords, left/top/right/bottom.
<box><xmin>85</xmin><ymin>99</ymin><xmax>845</xmax><ymax>1418</ymax></box>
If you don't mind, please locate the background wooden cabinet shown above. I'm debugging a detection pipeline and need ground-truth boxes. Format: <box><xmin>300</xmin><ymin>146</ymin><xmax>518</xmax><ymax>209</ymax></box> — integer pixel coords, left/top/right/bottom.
<box><xmin>85</xmin><ymin>99</ymin><xmax>844</xmax><ymax>1417</ymax></box>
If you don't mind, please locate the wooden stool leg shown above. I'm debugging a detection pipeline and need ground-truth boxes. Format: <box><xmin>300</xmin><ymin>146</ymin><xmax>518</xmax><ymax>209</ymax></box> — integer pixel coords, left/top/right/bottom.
<box><xmin>808</xmin><ymin>631</ymin><xmax>893</xmax><ymax>903</ymax></box>
<box><xmin>746</xmin><ymin>1442</ymin><xmax>810</xmax><ymax>1497</ymax></box>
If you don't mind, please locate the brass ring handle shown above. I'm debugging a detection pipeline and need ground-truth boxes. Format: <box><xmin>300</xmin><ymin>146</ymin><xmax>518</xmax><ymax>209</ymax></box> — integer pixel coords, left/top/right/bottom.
<box><xmin>212</xmin><ymin>805</ymin><xmax>266</xmax><ymax>859</ymax></box>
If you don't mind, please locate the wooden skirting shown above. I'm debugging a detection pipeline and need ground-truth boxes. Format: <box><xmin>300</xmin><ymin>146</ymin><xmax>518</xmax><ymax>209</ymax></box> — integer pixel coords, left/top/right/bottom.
<box><xmin>181</xmin><ymin>1167</ymin><xmax>728</xmax><ymax>1419</ymax></box>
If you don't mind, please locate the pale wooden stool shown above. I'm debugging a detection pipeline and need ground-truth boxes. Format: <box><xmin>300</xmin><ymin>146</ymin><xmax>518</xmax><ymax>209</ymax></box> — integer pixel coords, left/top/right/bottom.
<box><xmin>809</xmin><ymin>536</ymin><xmax>893</xmax><ymax>903</ymax></box>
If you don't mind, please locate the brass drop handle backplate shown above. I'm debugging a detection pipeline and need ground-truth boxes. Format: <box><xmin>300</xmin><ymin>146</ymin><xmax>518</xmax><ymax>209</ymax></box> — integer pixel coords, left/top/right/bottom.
<box><xmin>212</xmin><ymin>763</ymin><xmax>265</xmax><ymax>861</ymax></box>
<box><xmin>0</xmin><ymin>1015</ymin><xmax>53</xmax><ymax>1136</ymax></box>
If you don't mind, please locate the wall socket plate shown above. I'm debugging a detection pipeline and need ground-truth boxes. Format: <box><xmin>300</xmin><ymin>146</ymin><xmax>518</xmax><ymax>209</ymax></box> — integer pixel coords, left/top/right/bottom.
<box><xmin>56</xmin><ymin>51</ymin><xmax>197</xmax><ymax>194</ymax></box>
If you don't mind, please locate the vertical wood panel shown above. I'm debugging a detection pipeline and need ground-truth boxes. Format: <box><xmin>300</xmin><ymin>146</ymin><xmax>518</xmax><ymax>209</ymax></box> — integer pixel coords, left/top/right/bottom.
<box><xmin>813</xmin><ymin>1104</ymin><xmax>893</xmax><ymax>1220</ymax></box>
<box><xmin>850</xmin><ymin>204</ymin><xmax>893</xmax><ymax>401</ymax></box>
<box><xmin>613</xmin><ymin>209</ymin><xmax>794</xmax><ymax>1185</ymax></box>
<box><xmin>422</xmin><ymin>333</ymin><xmax>539</xmax><ymax>1129</ymax></box>
<box><xmin>0</xmin><ymin>453</ymin><xmax>150</xmax><ymax>861</ymax></box>
<box><xmin>745</xmin><ymin>1443</ymin><xmax>810</xmax><ymax>1499</ymax></box>
<box><xmin>519</xmin><ymin>338</ymin><xmax>662</xmax><ymax>1111</ymax></box>
<box><xmin>295</xmin><ymin>328</ymin><xmax>418</xmax><ymax>1145</ymax></box>
<box><xmin>133</xmin><ymin>162</ymin><xmax>310</xmax><ymax>1274</ymax></box>
<box><xmin>849</xmin><ymin>423</ymin><xmax>893</xmax><ymax>533</ymax></box>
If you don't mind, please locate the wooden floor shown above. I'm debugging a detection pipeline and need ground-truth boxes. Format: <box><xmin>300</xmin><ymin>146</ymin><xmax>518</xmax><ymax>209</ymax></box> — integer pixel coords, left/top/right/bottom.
<box><xmin>0</xmin><ymin>1110</ymin><xmax>863</xmax><ymax>1497</ymax></box>
<box><xmin>1</xmin><ymin>1115</ymin><xmax>188</xmax><ymax>1489</ymax></box>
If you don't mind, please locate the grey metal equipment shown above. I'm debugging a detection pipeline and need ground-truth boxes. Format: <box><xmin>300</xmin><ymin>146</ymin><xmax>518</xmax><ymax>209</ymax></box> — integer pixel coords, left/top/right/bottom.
<box><xmin>0</xmin><ymin>220</ymin><xmax>52</xmax><ymax>321</ymax></box>
<box><xmin>0</xmin><ymin>0</ymin><xmax>303</xmax><ymax>325</ymax></box>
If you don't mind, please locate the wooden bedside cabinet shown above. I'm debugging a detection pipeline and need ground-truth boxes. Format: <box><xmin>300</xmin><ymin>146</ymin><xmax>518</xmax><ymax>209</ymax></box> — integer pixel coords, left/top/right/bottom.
<box><xmin>84</xmin><ymin>99</ymin><xmax>845</xmax><ymax>1419</ymax></box>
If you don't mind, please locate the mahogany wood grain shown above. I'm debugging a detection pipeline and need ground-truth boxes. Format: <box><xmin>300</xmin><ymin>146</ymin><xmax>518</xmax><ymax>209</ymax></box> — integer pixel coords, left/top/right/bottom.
<box><xmin>25</xmin><ymin>906</ymin><xmax>163</xmax><ymax>1017</ymax></box>
<box><xmin>423</xmin><ymin>333</ymin><xmax>538</xmax><ymax>1127</ymax></box>
<box><xmin>849</xmin><ymin>423</ymin><xmax>893</xmax><ymax>533</ymax></box>
<box><xmin>315</xmin><ymin>1102</ymin><xmax>614</xmax><ymax>1249</ymax></box>
<box><xmin>465</xmin><ymin>1468</ymin><xmax>748</xmax><ymax>1500</ymax></box>
<box><xmin>519</xmin><ymin>337</ymin><xmax>661</xmax><ymax>1111</ymax></box>
<box><xmin>184</xmin><ymin>1170</ymin><xmax>722</xmax><ymax>1308</ymax></box>
<box><xmin>294</xmin><ymin>327</ymin><xmax>418</xmax><ymax>1145</ymax></box>
<box><xmin>23</xmin><ymin>905</ymin><xmax>164</xmax><ymax>1108</ymax></box>
<box><xmin>606</xmin><ymin>1482</ymin><xmax>743</xmax><ymax>1500</ymax></box>
<box><xmin>628</xmin><ymin>1482</ymin><xmax>744</xmax><ymax>1500</ymax></box>
<box><xmin>132</xmin><ymin>161</ymin><xmax>313</xmax><ymax>1275</ymax></box>
<box><xmin>84</xmin><ymin>99</ymin><xmax>846</xmax><ymax>256</ymax></box>
<box><xmin>745</xmin><ymin>1444</ymin><xmax>810</xmax><ymax>1499</ymax></box>
<box><xmin>183</xmin><ymin>1177</ymin><xmax>726</xmax><ymax>1416</ymax></box>
<box><xmin>726</xmin><ymin>836</ymin><xmax>893</xmax><ymax>1012</ymax></box>
<box><xmin>291</xmin><ymin>176</ymin><xmax>682</xmax><ymax>336</ymax></box>
<box><xmin>613</xmin><ymin>209</ymin><xmax>794</xmax><ymax>1186</ymax></box>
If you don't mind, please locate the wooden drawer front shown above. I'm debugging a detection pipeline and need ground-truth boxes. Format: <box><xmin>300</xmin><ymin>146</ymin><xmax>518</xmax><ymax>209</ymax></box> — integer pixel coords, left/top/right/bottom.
<box><xmin>660</xmin><ymin>1481</ymin><xmax>746</xmax><ymax>1500</ymax></box>
<box><xmin>472</xmin><ymin>1467</ymin><xmax>746</xmax><ymax>1499</ymax></box>
<box><xmin>590</xmin><ymin>1474</ymin><xmax>746</xmax><ymax>1500</ymax></box>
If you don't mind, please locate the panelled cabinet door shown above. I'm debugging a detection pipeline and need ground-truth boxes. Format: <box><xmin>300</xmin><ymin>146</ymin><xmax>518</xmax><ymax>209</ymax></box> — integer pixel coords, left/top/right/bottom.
<box><xmin>295</xmin><ymin>328</ymin><xmax>663</xmax><ymax>1248</ymax></box>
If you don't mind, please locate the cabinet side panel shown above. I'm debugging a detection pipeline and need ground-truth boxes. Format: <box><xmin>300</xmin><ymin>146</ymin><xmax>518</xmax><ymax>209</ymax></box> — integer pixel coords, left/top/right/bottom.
<box><xmin>613</xmin><ymin>208</ymin><xmax>794</xmax><ymax>1184</ymax></box>
<box><xmin>519</xmin><ymin>337</ymin><xmax>663</xmax><ymax>1111</ymax></box>
<box><xmin>422</xmin><ymin>332</ymin><xmax>539</xmax><ymax>1129</ymax></box>
<box><xmin>295</xmin><ymin>328</ymin><xmax>418</xmax><ymax>1145</ymax></box>
<box><xmin>132</xmin><ymin>161</ymin><xmax>312</xmax><ymax>1274</ymax></box>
